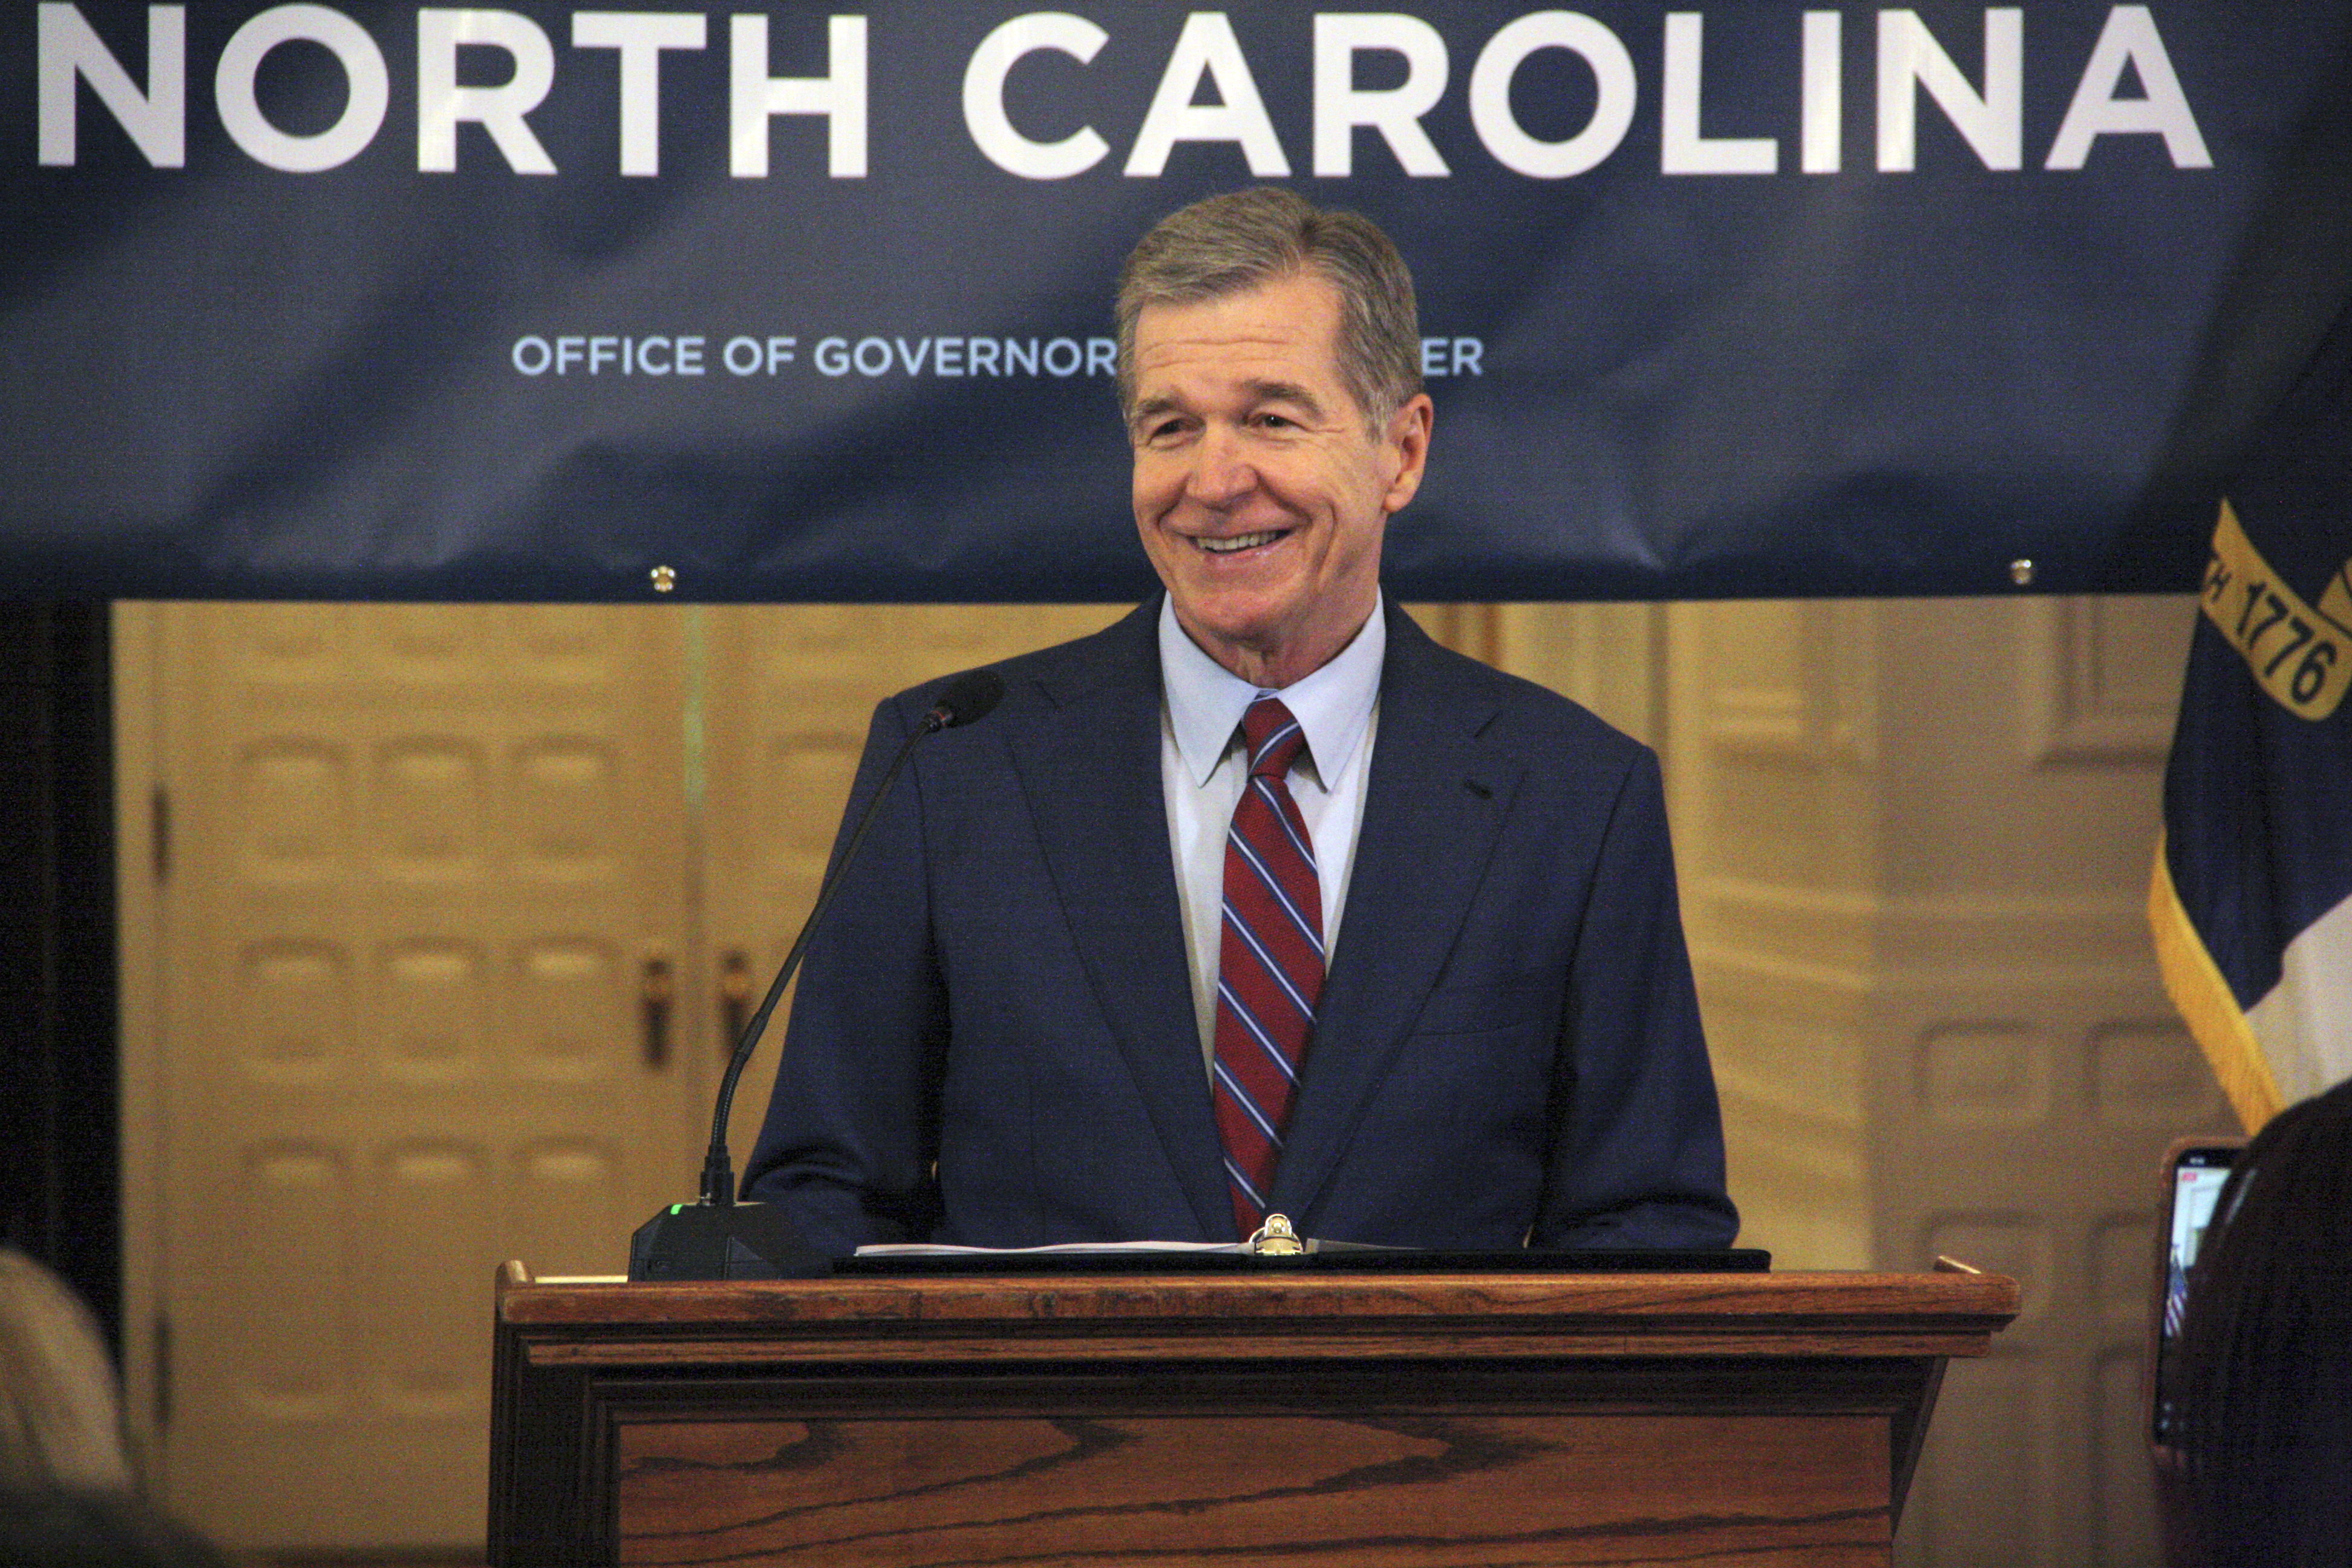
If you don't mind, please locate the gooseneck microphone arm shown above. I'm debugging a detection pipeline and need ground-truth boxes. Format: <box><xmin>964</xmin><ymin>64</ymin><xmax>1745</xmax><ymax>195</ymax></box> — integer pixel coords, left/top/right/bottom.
<box><xmin>631</xmin><ymin>666</ymin><xmax>1005</xmax><ymax>1280</ymax></box>
<box><xmin>697</xmin><ymin>667</ymin><xmax>1005</xmax><ymax>1210</ymax></box>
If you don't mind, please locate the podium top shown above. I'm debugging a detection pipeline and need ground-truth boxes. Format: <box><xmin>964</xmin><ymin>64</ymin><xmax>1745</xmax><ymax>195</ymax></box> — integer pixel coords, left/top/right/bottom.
<box><xmin>495</xmin><ymin>1260</ymin><xmax>2017</xmax><ymax>1365</ymax></box>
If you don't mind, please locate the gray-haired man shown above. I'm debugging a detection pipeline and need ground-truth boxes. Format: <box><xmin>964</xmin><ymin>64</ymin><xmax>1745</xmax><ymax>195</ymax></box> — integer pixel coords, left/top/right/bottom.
<box><xmin>745</xmin><ymin>188</ymin><xmax>1737</xmax><ymax>1254</ymax></box>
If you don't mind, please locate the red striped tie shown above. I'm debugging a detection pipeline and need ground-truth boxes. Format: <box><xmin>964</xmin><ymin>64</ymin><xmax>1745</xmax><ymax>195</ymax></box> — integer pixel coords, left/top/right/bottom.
<box><xmin>1212</xmin><ymin>696</ymin><xmax>1323</xmax><ymax>1236</ymax></box>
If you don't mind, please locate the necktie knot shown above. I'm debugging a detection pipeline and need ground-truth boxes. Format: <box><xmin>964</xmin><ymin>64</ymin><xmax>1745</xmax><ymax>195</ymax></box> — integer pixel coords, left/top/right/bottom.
<box><xmin>1241</xmin><ymin>695</ymin><xmax>1308</xmax><ymax>782</ymax></box>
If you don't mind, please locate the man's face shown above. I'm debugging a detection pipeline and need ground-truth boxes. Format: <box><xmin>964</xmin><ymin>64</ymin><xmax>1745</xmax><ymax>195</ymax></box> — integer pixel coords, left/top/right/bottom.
<box><xmin>1128</xmin><ymin>270</ymin><xmax>1432</xmax><ymax>687</ymax></box>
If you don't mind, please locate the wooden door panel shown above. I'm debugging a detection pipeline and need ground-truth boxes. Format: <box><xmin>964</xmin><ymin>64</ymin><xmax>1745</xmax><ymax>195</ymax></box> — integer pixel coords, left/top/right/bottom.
<box><xmin>151</xmin><ymin>603</ymin><xmax>696</xmax><ymax>1549</ymax></box>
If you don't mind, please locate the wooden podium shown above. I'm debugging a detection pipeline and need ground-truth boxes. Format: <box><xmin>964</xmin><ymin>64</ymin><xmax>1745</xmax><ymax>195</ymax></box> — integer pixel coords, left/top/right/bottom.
<box><xmin>491</xmin><ymin>1260</ymin><xmax>2015</xmax><ymax>1566</ymax></box>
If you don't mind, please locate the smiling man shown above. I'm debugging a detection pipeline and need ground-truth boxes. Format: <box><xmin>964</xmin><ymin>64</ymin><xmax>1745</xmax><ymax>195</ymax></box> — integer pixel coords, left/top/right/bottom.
<box><xmin>744</xmin><ymin>189</ymin><xmax>1737</xmax><ymax>1254</ymax></box>
<box><xmin>1125</xmin><ymin>259</ymin><xmax>1428</xmax><ymax>690</ymax></box>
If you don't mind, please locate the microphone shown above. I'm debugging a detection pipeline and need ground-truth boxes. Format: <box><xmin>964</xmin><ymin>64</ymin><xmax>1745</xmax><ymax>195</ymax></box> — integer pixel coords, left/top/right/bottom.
<box><xmin>629</xmin><ymin>667</ymin><xmax>1006</xmax><ymax>1280</ymax></box>
<box><xmin>925</xmin><ymin>667</ymin><xmax>1004</xmax><ymax>731</ymax></box>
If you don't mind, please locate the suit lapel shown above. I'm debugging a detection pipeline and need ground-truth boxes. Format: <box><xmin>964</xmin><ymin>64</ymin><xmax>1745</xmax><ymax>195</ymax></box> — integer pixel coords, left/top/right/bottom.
<box><xmin>1008</xmin><ymin>604</ymin><xmax>1229</xmax><ymax>1240</ymax></box>
<box><xmin>1270</xmin><ymin>607</ymin><xmax>1521</xmax><ymax>1226</ymax></box>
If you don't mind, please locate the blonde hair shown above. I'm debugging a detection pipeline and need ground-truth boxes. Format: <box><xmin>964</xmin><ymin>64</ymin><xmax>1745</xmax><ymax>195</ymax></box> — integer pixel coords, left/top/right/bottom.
<box><xmin>0</xmin><ymin>1247</ymin><xmax>132</xmax><ymax>1492</ymax></box>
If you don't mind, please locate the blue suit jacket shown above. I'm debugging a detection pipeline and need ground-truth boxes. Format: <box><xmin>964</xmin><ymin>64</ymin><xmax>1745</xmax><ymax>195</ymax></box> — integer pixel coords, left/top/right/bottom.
<box><xmin>743</xmin><ymin>599</ymin><xmax>1737</xmax><ymax>1252</ymax></box>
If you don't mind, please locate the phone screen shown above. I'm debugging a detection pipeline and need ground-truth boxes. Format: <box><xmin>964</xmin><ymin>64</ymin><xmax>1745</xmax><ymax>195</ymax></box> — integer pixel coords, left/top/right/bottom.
<box><xmin>2152</xmin><ymin>1145</ymin><xmax>2238</xmax><ymax>1445</ymax></box>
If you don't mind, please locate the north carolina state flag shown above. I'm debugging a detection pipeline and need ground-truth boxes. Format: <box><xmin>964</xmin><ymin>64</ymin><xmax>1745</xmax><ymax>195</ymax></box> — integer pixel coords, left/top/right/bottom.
<box><xmin>2151</xmin><ymin>311</ymin><xmax>2352</xmax><ymax>1128</ymax></box>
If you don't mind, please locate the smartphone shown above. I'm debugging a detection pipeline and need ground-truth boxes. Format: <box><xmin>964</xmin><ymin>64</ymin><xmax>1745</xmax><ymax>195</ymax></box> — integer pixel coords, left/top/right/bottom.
<box><xmin>2149</xmin><ymin>1139</ymin><xmax>2242</xmax><ymax>1446</ymax></box>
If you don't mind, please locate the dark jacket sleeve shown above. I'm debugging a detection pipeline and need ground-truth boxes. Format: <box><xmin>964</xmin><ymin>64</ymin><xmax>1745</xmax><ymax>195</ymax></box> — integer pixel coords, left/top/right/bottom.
<box><xmin>740</xmin><ymin>694</ymin><xmax>947</xmax><ymax>1255</ymax></box>
<box><xmin>1533</xmin><ymin>745</ymin><xmax>1740</xmax><ymax>1248</ymax></box>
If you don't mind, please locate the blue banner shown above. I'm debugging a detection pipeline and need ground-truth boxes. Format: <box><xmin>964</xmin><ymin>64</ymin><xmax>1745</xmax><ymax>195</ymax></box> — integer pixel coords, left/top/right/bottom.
<box><xmin>5</xmin><ymin>2</ymin><xmax>2349</xmax><ymax>601</ymax></box>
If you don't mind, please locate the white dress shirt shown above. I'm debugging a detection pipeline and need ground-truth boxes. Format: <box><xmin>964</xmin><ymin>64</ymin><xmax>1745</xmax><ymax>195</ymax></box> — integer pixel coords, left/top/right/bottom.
<box><xmin>1158</xmin><ymin>594</ymin><xmax>1384</xmax><ymax>1071</ymax></box>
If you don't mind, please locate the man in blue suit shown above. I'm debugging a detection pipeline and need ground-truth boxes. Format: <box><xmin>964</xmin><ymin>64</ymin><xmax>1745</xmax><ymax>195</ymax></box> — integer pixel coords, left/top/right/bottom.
<box><xmin>743</xmin><ymin>189</ymin><xmax>1737</xmax><ymax>1253</ymax></box>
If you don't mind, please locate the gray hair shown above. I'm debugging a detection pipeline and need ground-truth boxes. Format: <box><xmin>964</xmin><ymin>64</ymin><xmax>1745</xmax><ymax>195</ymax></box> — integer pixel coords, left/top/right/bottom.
<box><xmin>1115</xmin><ymin>187</ymin><xmax>1422</xmax><ymax>426</ymax></box>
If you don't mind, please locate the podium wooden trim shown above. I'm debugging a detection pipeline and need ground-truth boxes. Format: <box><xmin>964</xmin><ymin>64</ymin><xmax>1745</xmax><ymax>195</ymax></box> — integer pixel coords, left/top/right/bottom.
<box><xmin>491</xmin><ymin>1260</ymin><xmax>2015</xmax><ymax>1566</ymax></box>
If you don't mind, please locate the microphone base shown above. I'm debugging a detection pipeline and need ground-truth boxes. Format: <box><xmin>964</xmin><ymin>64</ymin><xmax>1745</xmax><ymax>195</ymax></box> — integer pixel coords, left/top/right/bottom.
<box><xmin>627</xmin><ymin>1200</ymin><xmax>833</xmax><ymax>1281</ymax></box>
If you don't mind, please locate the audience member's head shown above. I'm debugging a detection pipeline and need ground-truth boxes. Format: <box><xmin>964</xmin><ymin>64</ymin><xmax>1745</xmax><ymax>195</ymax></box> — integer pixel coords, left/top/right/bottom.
<box><xmin>0</xmin><ymin>1488</ymin><xmax>238</xmax><ymax>1567</ymax></box>
<box><xmin>2169</xmin><ymin>1076</ymin><xmax>2352</xmax><ymax>1567</ymax></box>
<box><xmin>1</xmin><ymin>1246</ymin><xmax>132</xmax><ymax>1491</ymax></box>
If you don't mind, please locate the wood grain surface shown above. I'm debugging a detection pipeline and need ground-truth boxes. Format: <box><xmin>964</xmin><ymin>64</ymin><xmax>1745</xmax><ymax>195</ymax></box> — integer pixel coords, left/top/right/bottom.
<box><xmin>490</xmin><ymin>1265</ymin><xmax>2016</xmax><ymax>1567</ymax></box>
<box><xmin>616</xmin><ymin>1411</ymin><xmax>1890</xmax><ymax>1567</ymax></box>
<box><xmin>502</xmin><ymin>1268</ymin><xmax>2020</xmax><ymax>1327</ymax></box>
<box><xmin>496</xmin><ymin>1266</ymin><xmax>2017</xmax><ymax>1364</ymax></box>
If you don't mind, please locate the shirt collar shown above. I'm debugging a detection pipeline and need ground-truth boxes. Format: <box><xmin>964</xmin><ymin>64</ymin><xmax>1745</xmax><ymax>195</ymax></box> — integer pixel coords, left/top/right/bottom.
<box><xmin>1159</xmin><ymin>592</ymin><xmax>1385</xmax><ymax>788</ymax></box>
